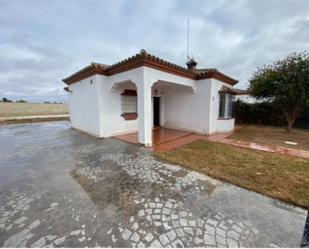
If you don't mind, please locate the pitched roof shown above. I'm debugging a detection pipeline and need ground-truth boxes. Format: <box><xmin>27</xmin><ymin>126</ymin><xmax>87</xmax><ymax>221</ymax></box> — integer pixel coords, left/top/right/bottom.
<box><xmin>63</xmin><ymin>49</ymin><xmax>238</xmax><ymax>85</ymax></box>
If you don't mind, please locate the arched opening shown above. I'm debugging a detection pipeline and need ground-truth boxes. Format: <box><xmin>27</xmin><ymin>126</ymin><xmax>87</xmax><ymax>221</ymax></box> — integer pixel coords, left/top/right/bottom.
<box><xmin>109</xmin><ymin>80</ymin><xmax>138</xmax><ymax>121</ymax></box>
<box><xmin>111</xmin><ymin>79</ymin><xmax>196</xmax><ymax>147</ymax></box>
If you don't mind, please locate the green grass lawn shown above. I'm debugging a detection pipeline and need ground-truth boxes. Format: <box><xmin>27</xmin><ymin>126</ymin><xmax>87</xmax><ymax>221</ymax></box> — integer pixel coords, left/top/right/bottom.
<box><xmin>157</xmin><ymin>140</ymin><xmax>309</xmax><ymax>208</ymax></box>
<box><xmin>229</xmin><ymin>125</ymin><xmax>309</xmax><ymax>151</ymax></box>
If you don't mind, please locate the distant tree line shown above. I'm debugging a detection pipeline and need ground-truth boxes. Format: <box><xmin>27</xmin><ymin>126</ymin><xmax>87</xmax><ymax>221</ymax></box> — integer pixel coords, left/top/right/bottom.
<box><xmin>0</xmin><ymin>97</ymin><xmax>63</xmax><ymax>104</ymax></box>
<box><xmin>1</xmin><ymin>97</ymin><xmax>13</xmax><ymax>102</ymax></box>
<box><xmin>1</xmin><ymin>97</ymin><xmax>26</xmax><ymax>103</ymax></box>
<box><xmin>43</xmin><ymin>101</ymin><xmax>64</xmax><ymax>104</ymax></box>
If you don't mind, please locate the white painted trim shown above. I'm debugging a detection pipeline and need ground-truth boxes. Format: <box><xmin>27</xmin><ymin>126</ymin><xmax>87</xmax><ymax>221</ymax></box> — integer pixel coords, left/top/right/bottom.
<box><xmin>161</xmin><ymin>125</ymin><xmax>209</xmax><ymax>135</ymax></box>
<box><xmin>110</xmin><ymin>128</ymin><xmax>138</xmax><ymax>136</ymax></box>
<box><xmin>71</xmin><ymin>125</ymin><xmax>103</xmax><ymax>138</ymax></box>
<box><xmin>109</xmin><ymin>79</ymin><xmax>134</xmax><ymax>92</ymax></box>
<box><xmin>160</xmin><ymin>95</ymin><xmax>164</xmax><ymax>127</ymax></box>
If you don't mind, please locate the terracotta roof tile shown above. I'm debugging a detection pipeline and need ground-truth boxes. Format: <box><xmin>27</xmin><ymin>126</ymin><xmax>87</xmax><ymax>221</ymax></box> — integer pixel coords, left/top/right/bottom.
<box><xmin>63</xmin><ymin>49</ymin><xmax>238</xmax><ymax>85</ymax></box>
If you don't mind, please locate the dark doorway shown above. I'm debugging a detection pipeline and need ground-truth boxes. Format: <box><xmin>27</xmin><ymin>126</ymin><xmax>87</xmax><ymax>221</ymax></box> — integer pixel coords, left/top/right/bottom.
<box><xmin>153</xmin><ymin>97</ymin><xmax>160</xmax><ymax>126</ymax></box>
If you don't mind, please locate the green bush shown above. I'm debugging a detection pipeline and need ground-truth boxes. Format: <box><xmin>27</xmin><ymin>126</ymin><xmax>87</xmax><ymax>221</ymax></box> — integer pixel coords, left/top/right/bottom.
<box><xmin>234</xmin><ymin>100</ymin><xmax>309</xmax><ymax>129</ymax></box>
<box><xmin>295</xmin><ymin>108</ymin><xmax>309</xmax><ymax>129</ymax></box>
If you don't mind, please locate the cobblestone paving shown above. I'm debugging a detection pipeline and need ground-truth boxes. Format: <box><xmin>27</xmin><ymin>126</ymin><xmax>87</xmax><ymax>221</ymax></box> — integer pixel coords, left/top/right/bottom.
<box><xmin>0</xmin><ymin>122</ymin><xmax>307</xmax><ymax>247</ymax></box>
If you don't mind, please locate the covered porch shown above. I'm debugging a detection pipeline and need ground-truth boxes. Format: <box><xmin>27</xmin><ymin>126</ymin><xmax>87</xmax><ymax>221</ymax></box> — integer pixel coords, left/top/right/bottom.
<box><xmin>109</xmin><ymin>76</ymin><xmax>197</xmax><ymax>147</ymax></box>
<box><xmin>114</xmin><ymin>127</ymin><xmax>202</xmax><ymax>152</ymax></box>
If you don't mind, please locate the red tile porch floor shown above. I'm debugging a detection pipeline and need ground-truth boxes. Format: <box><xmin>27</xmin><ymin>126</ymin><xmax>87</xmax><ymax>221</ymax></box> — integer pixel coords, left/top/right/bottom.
<box><xmin>114</xmin><ymin>132</ymin><xmax>139</xmax><ymax>145</ymax></box>
<box><xmin>114</xmin><ymin>127</ymin><xmax>194</xmax><ymax>151</ymax></box>
<box><xmin>114</xmin><ymin>127</ymin><xmax>309</xmax><ymax>159</ymax></box>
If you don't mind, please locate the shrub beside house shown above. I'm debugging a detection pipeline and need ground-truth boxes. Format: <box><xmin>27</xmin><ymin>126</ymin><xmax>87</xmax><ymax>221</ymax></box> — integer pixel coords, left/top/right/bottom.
<box><xmin>234</xmin><ymin>100</ymin><xmax>309</xmax><ymax>129</ymax></box>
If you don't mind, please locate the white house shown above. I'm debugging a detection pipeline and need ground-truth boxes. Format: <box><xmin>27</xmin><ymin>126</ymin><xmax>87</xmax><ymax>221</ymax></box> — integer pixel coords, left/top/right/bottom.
<box><xmin>63</xmin><ymin>49</ymin><xmax>240</xmax><ymax>147</ymax></box>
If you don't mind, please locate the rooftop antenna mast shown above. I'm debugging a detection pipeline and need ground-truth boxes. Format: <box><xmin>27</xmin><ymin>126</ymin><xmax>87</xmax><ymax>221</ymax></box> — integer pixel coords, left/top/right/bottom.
<box><xmin>185</xmin><ymin>17</ymin><xmax>198</xmax><ymax>70</ymax></box>
<box><xmin>186</xmin><ymin>17</ymin><xmax>190</xmax><ymax>60</ymax></box>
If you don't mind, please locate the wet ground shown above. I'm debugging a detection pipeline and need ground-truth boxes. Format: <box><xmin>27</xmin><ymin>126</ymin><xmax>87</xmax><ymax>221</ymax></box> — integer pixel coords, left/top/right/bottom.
<box><xmin>0</xmin><ymin>121</ymin><xmax>307</xmax><ymax>247</ymax></box>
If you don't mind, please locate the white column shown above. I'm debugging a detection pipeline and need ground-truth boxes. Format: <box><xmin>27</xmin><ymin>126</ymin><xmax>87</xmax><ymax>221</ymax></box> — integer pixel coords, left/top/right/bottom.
<box><xmin>137</xmin><ymin>82</ymin><xmax>152</xmax><ymax>146</ymax></box>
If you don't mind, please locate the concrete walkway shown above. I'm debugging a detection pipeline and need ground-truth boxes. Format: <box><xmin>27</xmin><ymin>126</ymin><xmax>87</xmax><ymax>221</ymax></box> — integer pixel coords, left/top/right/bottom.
<box><xmin>152</xmin><ymin>129</ymin><xmax>309</xmax><ymax>159</ymax></box>
<box><xmin>207</xmin><ymin>132</ymin><xmax>309</xmax><ymax>159</ymax></box>
<box><xmin>0</xmin><ymin>121</ymin><xmax>307</xmax><ymax>247</ymax></box>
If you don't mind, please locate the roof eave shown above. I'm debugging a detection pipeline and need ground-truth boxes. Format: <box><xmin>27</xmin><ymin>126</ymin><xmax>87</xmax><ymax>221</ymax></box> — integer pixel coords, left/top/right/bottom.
<box><xmin>219</xmin><ymin>85</ymin><xmax>250</xmax><ymax>95</ymax></box>
<box><xmin>198</xmin><ymin>71</ymin><xmax>238</xmax><ymax>85</ymax></box>
<box><xmin>62</xmin><ymin>65</ymin><xmax>107</xmax><ymax>85</ymax></box>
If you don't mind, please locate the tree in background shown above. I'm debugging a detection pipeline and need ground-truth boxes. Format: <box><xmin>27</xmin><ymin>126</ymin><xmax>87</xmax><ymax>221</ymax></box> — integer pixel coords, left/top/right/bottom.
<box><xmin>250</xmin><ymin>52</ymin><xmax>309</xmax><ymax>132</ymax></box>
<box><xmin>16</xmin><ymin>100</ymin><xmax>27</xmax><ymax>103</ymax></box>
<box><xmin>1</xmin><ymin>97</ymin><xmax>12</xmax><ymax>102</ymax></box>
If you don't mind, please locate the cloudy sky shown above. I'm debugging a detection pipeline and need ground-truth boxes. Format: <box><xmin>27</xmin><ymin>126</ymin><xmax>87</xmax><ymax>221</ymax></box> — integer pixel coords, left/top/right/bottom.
<box><xmin>0</xmin><ymin>0</ymin><xmax>309</xmax><ymax>102</ymax></box>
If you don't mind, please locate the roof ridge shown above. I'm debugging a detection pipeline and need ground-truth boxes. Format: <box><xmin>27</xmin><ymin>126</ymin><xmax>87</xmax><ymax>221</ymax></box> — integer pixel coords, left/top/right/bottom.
<box><xmin>63</xmin><ymin>49</ymin><xmax>239</xmax><ymax>85</ymax></box>
<box><xmin>107</xmin><ymin>49</ymin><xmax>193</xmax><ymax>74</ymax></box>
<box><xmin>91</xmin><ymin>62</ymin><xmax>109</xmax><ymax>68</ymax></box>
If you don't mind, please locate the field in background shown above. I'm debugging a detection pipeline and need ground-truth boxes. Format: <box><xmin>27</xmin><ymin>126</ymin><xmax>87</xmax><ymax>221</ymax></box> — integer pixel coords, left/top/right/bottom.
<box><xmin>0</xmin><ymin>102</ymin><xmax>69</xmax><ymax>118</ymax></box>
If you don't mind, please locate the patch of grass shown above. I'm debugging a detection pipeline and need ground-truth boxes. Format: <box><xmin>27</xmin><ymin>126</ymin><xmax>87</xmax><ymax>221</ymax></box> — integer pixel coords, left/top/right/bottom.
<box><xmin>157</xmin><ymin>140</ymin><xmax>309</xmax><ymax>208</ymax></box>
<box><xmin>229</xmin><ymin>125</ymin><xmax>309</xmax><ymax>151</ymax></box>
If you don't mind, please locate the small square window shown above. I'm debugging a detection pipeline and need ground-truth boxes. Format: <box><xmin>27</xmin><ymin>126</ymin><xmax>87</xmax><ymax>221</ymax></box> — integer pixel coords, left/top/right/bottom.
<box><xmin>121</xmin><ymin>89</ymin><xmax>137</xmax><ymax>120</ymax></box>
<box><xmin>121</xmin><ymin>95</ymin><xmax>137</xmax><ymax>113</ymax></box>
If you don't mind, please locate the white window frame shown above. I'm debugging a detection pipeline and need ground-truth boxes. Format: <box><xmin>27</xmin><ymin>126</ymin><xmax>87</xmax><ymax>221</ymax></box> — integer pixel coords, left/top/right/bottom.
<box><xmin>219</xmin><ymin>93</ymin><xmax>234</xmax><ymax>119</ymax></box>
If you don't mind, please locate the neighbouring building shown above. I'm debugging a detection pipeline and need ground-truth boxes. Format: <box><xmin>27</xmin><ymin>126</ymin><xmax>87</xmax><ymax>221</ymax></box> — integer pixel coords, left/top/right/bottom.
<box><xmin>63</xmin><ymin>49</ymin><xmax>243</xmax><ymax>147</ymax></box>
<box><xmin>234</xmin><ymin>91</ymin><xmax>258</xmax><ymax>104</ymax></box>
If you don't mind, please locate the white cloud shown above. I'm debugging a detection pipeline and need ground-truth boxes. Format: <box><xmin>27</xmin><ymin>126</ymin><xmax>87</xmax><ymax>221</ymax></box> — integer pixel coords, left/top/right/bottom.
<box><xmin>0</xmin><ymin>0</ymin><xmax>309</xmax><ymax>102</ymax></box>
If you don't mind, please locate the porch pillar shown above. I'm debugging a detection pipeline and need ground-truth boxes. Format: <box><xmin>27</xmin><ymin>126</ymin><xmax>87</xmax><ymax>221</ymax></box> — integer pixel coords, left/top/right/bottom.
<box><xmin>137</xmin><ymin>82</ymin><xmax>152</xmax><ymax>146</ymax></box>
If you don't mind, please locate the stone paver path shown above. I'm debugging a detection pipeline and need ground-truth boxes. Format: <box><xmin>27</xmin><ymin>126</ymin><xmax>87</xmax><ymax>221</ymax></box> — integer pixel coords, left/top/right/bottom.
<box><xmin>0</xmin><ymin>122</ymin><xmax>307</xmax><ymax>247</ymax></box>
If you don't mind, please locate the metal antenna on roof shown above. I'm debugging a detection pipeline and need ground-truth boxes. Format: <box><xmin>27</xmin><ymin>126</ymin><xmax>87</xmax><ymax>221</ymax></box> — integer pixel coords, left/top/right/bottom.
<box><xmin>185</xmin><ymin>17</ymin><xmax>197</xmax><ymax>69</ymax></box>
<box><xmin>186</xmin><ymin>17</ymin><xmax>190</xmax><ymax>60</ymax></box>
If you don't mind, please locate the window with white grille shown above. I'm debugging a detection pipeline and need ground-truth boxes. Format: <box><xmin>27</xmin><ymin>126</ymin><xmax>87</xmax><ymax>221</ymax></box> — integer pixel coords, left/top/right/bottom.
<box><xmin>121</xmin><ymin>89</ymin><xmax>137</xmax><ymax>114</ymax></box>
<box><xmin>121</xmin><ymin>95</ymin><xmax>137</xmax><ymax>113</ymax></box>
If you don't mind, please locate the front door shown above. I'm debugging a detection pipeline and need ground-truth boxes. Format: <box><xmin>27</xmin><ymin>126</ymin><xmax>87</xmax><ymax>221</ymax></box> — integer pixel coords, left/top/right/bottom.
<box><xmin>153</xmin><ymin>97</ymin><xmax>160</xmax><ymax>126</ymax></box>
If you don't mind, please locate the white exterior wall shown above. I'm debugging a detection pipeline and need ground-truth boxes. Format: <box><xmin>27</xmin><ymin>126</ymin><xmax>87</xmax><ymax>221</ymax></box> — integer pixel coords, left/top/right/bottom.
<box><xmin>66</xmin><ymin>66</ymin><xmax>235</xmax><ymax>143</ymax></box>
<box><xmin>162</xmin><ymin>79</ymin><xmax>212</xmax><ymax>134</ymax></box>
<box><xmin>98</xmin><ymin>66</ymin><xmax>198</xmax><ymax>144</ymax></box>
<box><xmin>67</xmin><ymin>76</ymin><xmax>102</xmax><ymax>137</ymax></box>
<box><xmin>97</xmin><ymin>75</ymin><xmax>138</xmax><ymax>137</ymax></box>
<box><xmin>216</xmin><ymin>118</ymin><xmax>235</xmax><ymax>133</ymax></box>
<box><xmin>209</xmin><ymin>79</ymin><xmax>235</xmax><ymax>134</ymax></box>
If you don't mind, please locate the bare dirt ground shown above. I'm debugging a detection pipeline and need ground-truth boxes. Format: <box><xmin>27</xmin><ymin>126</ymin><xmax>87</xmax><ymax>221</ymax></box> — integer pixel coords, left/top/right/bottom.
<box><xmin>0</xmin><ymin>103</ymin><xmax>69</xmax><ymax>124</ymax></box>
<box><xmin>0</xmin><ymin>102</ymin><xmax>69</xmax><ymax>117</ymax></box>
